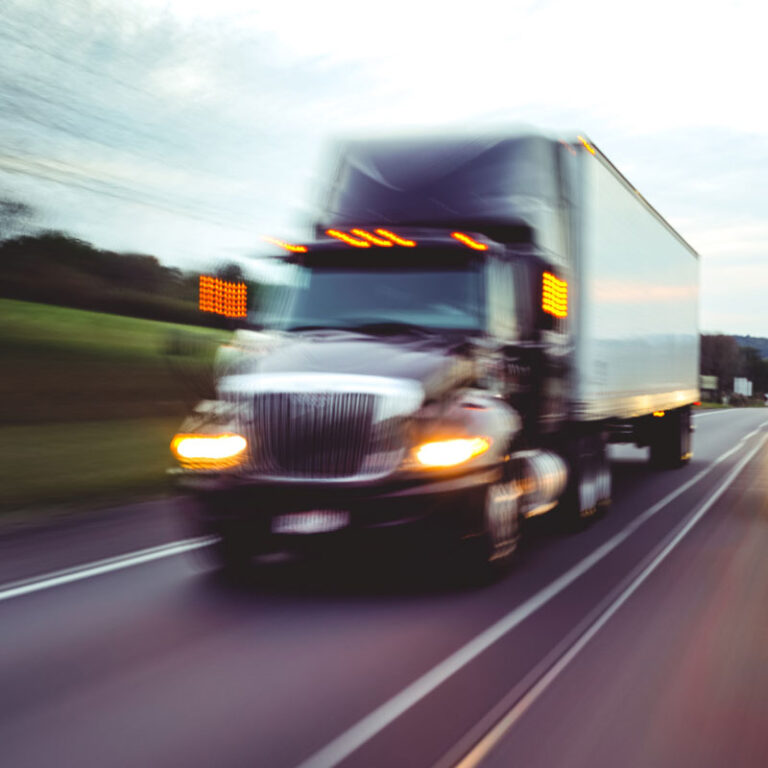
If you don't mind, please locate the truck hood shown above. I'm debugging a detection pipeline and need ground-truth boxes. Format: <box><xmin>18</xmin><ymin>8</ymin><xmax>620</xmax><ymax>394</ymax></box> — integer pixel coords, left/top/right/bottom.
<box><xmin>229</xmin><ymin>332</ymin><xmax>473</xmax><ymax>401</ymax></box>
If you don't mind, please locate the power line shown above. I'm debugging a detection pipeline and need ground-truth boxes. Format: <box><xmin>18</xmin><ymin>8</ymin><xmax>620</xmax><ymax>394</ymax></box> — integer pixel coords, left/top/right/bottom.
<box><xmin>0</xmin><ymin>27</ymin><xmax>159</xmax><ymax>100</ymax></box>
<box><xmin>0</xmin><ymin>154</ymin><xmax>260</xmax><ymax>233</ymax></box>
<box><xmin>0</xmin><ymin>92</ymin><xmax>245</xmax><ymax>193</ymax></box>
<box><xmin>0</xmin><ymin>81</ymin><xmax>175</xmax><ymax>150</ymax></box>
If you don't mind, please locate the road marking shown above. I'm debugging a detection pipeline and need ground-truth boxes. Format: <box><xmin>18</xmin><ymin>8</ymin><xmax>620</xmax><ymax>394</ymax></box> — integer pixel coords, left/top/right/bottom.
<box><xmin>693</xmin><ymin>409</ymin><xmax>734</xmax><ymax>417</ymax></box>
<box><xmin>456</xmin><ymin>427</ymin><xmax>768</xmax><ymax>768</ymax></box>
<box><xmin>0</xmin><ymin>536</ymin><xmax>217</xmax><ymax>603</ymax></box>
<box><xmin>295</xmin><ymin>419</ymin><xmax>768</xmax><ymax>768</ymax></box>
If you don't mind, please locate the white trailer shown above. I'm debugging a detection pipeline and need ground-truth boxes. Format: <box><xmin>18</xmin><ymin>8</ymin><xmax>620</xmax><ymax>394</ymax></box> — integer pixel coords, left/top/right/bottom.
<box><xmin>569</xmin><ymin>138</ymin><xmax>699</xmax><ymax>421</ymax></box>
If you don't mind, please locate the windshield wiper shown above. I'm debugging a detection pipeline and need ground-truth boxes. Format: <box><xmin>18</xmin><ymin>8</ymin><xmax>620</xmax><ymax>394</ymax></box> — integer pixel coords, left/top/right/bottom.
<box><xmin>286</xmin><ymin>320</ymin><xmax>451</xmax><ymax>337</ymax></box>
<box><xmin>345</xmin><ymin>320</ymin><xmax>437</xmax><ymax>337</ymax></box>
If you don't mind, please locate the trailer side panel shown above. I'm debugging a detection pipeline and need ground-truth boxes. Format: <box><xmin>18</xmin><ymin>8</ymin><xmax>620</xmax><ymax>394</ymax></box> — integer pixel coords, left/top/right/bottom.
<box><xmin>571</xmin><ymin>147</ymin><xmax>699</xmax><ymax>420</ymax></box>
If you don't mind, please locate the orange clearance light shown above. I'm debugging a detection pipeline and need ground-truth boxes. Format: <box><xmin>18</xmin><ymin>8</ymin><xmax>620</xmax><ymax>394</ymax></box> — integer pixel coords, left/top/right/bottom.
<box><xmin>350</xmin><ymin>229</ymin><xmax>393</xmax><ymax>246</ymax></box>
<box><xmin>199</xmin><ymin>275</ymin><xmax>248</xmax><ymax>319</ymax></box>
<box><xmin>261</xmin><ymin>236</ymin><xmax>307</xmax><ymax>253</ymax></box>
<box><xmin>578</xmin><ymin>135</ymin><xmax>596</xmax><ymax>155</ymax></box>
<box><xmin>325</xmin><ymin>229</ymin><xmax>371</xmax><ymax>248</ymax></box>
<box><xmin>542</xmin><ymin>272</ymin><xmax>568</xmax><ymax>319</ymax></box>
<box><xmin>451</xmin><ymin>232</ymin><xmax>488</xmax><ymax>251</ymax></box>
<box><xmin>653</xmin><ymin>411</ymin><xmax>666</xmax><ymax>418</ymax></box>
<box><xmin>374</xmin><ymin>229</ymin><xmax>416</xmax><ymax>247</ymax></box>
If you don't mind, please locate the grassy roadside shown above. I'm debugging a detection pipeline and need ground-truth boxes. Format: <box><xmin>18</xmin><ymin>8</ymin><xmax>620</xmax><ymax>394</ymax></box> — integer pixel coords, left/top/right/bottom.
<box><xmin>0</xmin><ymin>298</ymin><xmax>228</xmax><ymax>423</ymax></box>
<box><xmin>0</xmin><ymin>417</ymin><xmax>182</xmax><ymax>511</ymax></box>
<box><xmin>0</xmin><ymin>299</ymin><xmax>229</xmax><ymax>515</ymax></box>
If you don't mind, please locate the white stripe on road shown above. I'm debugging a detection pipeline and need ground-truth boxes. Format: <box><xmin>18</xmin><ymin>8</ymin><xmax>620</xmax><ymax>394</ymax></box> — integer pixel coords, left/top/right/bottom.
<box><xmin>457</xmin><ymin>428</ymin><xmax>768</xmax><ymax>767</ymax></box>
<box><xmin>295</xmin><ymin>419</ymin><xmax>768</xmax><ymax>768</ymax></box>
<box><xmin>693</xmin><ymin>409</ymin><xmax>734</xmax><ymax>417</ymax></box>
<box><xmin>0</xmin><ymin>536</ymin><xmax>217</xmax><ymax>603</ymax></box>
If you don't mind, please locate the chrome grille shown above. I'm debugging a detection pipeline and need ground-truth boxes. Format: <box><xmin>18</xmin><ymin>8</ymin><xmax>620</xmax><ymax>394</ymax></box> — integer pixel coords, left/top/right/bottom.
<box><xmin>250</xmin><ymin>390</ymin><xmax>404</xmax><ymax>479</ymax></box>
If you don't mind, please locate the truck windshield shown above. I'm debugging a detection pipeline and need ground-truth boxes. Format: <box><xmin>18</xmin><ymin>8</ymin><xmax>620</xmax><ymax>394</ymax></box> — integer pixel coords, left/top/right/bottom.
<box><xmin>268</xmin><ymin>264</ymin><xmax>485</xmax><ymax>333</ymax></box>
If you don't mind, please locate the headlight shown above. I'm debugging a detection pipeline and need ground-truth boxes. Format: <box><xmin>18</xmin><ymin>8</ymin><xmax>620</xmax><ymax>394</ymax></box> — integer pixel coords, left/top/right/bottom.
<box><xmin>170</xmin><ymin>433</ymin><xmax>248</xmax><ymax>469</ymax></box>
<box><xmin>414</xmin><ymin>437</ymin><xmax>491</xmax><ymax>468</ymax></box>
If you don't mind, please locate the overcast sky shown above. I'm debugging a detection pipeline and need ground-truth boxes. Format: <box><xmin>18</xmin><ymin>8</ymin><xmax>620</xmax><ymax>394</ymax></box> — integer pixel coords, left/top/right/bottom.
<box><xmin>1</xmin><ymin>0</ymin><xmax>766</xmax><ymax>334</ymax></box>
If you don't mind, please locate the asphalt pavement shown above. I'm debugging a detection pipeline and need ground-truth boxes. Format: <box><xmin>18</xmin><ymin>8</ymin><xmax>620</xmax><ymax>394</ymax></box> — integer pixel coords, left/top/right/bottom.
<box><xmin>1</xmin><ymin>408</ymin><xmax>767</xmax><ymax>768</ymax></box>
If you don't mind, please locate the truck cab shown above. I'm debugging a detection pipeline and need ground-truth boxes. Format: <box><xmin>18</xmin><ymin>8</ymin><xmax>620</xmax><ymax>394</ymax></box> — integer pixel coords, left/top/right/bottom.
<box><xmin>173</xmin><ymin>227</ymin><xmax>574</xmax><ymax>577</ymax></box>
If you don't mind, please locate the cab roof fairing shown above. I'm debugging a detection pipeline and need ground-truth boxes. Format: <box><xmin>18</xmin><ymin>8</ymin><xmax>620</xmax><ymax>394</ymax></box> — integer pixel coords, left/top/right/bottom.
<box><xmin>314</xmin><ymin>133</ymin><xmax>570</xmax><ymax>252</ymax></box>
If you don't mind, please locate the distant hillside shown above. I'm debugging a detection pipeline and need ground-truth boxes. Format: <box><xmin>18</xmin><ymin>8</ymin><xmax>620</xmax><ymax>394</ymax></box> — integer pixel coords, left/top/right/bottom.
<box><xmin>733</xmin><ymin>335</ymin><xmax>768</xmax><ymax>359</ymax></box>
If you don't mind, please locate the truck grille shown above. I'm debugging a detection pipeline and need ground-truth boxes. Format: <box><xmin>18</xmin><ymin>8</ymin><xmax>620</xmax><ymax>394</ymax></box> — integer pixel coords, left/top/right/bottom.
<box><xmin>250</xmin><ymin>391</ymin><xmax>404</xmax><ymax>479</ymax></box>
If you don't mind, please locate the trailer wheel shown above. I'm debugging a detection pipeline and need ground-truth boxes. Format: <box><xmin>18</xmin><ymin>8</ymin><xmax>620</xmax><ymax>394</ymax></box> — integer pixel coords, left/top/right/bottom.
<box><xmin>649</xmin><ymin>407</ymin><xmax>692</xmax><ymax>469</ymax></box>
<box><xmin>556</xmin><ymin>434</ymin><xmax>611</xmax><ymax>532</ymax></box>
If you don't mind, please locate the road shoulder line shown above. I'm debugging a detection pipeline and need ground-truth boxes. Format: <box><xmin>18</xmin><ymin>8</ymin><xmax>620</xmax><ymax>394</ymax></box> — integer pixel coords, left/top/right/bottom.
<box><xmin>455</xmin><ymin>427</ymin><xmax>768</xmax><ymax>767</ymax></box>
<box><xmin>0</xmin><ymin>536</ymin><xmax>216</xmax><ymax>603</ymax></box>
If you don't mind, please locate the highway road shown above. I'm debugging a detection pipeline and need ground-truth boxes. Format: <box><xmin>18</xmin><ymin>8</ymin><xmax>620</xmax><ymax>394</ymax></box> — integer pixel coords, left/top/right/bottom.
<box><xmin>1</xmin><ymin>408</ymin><xmax>767</xmax><ymax>767</ymax></box>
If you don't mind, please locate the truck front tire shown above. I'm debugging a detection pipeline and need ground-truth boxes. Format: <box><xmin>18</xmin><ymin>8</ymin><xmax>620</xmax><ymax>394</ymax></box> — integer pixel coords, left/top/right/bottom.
<box><xmin>459</xmin><ymin>478</ymin><xmax>522</xmax><ymax>582</ymax></box>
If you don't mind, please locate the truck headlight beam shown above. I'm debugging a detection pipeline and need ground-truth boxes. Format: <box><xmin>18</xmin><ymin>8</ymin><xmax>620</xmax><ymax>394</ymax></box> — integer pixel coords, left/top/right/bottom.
<box><xmin>171</xmin><ymin>433</ymin><xmax>248</xmax><ymax>467</ymax></box>
<box><xmin>415</xmin><ymin>437</ymin><xmax>491</xmax><ymax>468</ymax></box>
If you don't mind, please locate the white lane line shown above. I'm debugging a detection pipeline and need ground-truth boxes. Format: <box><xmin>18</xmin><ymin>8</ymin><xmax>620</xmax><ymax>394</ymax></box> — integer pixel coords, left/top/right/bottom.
<box><xmin>457</xmin><ymin>428</ymin><xmax>768</xmax><ymax>768</ymax></box>
<box><xmin>0</xmin><ymin>536</ymin><xmax>217</xmax><ymax>603</ymax></box>
<box><xmin>693</xmin><ymin>409</ymin><xmax>734</xmax><ymax>417</ymax></box>
<box><xmin>295</xmin><ymin>419</ymin><xmax>768</xmax><ymax>768</ymax></box>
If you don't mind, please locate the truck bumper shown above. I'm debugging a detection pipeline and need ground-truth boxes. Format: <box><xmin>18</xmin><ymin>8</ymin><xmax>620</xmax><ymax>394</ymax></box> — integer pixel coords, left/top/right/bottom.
<box><xmin>183</xmin><ymin>467</ymin><xmax>501</xmax><ymax>551</ymax></box>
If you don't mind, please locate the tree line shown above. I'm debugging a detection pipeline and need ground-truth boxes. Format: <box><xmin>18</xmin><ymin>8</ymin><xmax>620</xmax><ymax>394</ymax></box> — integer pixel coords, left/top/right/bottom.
<box><xmin>700</xmin><ymin>334</ymin><xmax>768</xmax><ymax>400</ymax></box>
<box><xmin>0</xmin><ymin>229</ymin><xmax>256</xmax><ymax>327</ymax></box>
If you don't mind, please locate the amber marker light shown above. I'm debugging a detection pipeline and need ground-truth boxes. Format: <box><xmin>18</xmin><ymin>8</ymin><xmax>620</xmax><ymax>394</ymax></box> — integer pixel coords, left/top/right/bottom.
<box><xmin>451</xmin><ymin>232</ymin><xmax>488</xmax><ymax>251</ymax></box>
<box><xmin>325</xmin><ymin>229</ymin><xmax>371</xmax><ymax>247</ymax></box>
<box><xmin>261</xmin><ymin>236</ymin><xmax>307</xmax><ymax>253</ymax></box>
<box><xmin>374</xmin><ymin>229</ymin><xmax>416</xmax><ymax>247</ymax></box>
<box><xmin>171</xmin><ymin>433</ymin><xmax>248</xmax><ymax>469</ymax></box>
<box><xmin>542</xmin><ymin>272</ymin><xmax>568</xmax><ymax>319</ymax></box>
<box><xmin>415</xmin><ymin>437</ymin><xmax>491</xmax><ymax>468</ymax></box>
<box><xmin>653</xmin><ymin>411</ymin><xmax>666</xmax><ymax>418</ymax></box>
<box><xmin>199</xmin><ymin>276</ymin><xmax>247</xmax><ymax>318</ymax></box>
<box><xmin>350</xmin><ymin>229</ymin><xmax>393</xmax><ymax>246</ymax></box>
<box><xmin>578</xmin><ymin>135</ymin><xmax>596</xmax><ymax>155</ymax></box>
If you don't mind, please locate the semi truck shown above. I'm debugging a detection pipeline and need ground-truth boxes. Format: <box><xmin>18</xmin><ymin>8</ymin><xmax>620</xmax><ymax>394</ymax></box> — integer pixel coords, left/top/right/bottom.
<box><xmin>171</xmin><ymin>129</ymin><xmax>699</xmax><ymax>577</ymax></box>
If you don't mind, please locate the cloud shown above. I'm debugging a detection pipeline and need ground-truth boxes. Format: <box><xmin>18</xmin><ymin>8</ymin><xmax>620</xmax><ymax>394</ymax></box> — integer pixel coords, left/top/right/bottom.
<box><xmin>690</xmin><ymin>221</ymin><xmax>768</xmax><ymax>260</ymax></box>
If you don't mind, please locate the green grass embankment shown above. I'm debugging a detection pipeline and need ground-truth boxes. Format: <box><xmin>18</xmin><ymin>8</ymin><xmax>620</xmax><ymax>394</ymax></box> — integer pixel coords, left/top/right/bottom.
<box><xmin>0</xmin><ymin>299</ymin><xmax>230</xmax><ymax>511</ymax></box>
<box><xmin>0</xmin><ymin>298</ymin><xmax>226</xmax><ymax>423</ymax></box>
<box><xmin>0</xmin><ymin>418</ymin><xmax>181</xmax><ymax>509</ymax></box>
